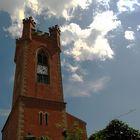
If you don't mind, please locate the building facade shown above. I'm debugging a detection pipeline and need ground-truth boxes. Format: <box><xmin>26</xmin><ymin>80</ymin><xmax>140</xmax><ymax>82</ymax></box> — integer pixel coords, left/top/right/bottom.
<box><xmin>1</xmin><ymin>17</ymin><xmax>87</xmax><ymax>140</ymax></box>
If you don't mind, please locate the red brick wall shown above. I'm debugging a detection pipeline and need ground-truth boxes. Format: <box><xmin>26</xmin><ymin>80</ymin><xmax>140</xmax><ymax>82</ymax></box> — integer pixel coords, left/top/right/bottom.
<box><xmin>22</xmin><ymin>97</ymin><xmax>66</xmax><ymax>140</ymax></box>
<box><xmin>25</xmin><ymin>39</ymin><xmax>63</xmax><ymax>101</ymax></box>
<box><xmin>66</xmin><ymin>113</ymin><xmax>87</xmax><ymax>140</ymax></box>
<box><xmin>13</xmin><ymin>36</ymin><xmax>64</xmax><ymax>105</ymax></box>
<box><xmin>2</xmin><ymin>103</ymin><xmax>19</xmax><ymax>140</ymax></box>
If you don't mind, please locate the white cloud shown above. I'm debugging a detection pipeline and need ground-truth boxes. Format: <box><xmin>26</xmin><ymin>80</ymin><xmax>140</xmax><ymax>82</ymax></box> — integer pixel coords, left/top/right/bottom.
<box><xmin>26</xmin><ymin>0</ymin><xmax>40</xmax><ymax>14</ymax></box>
<box><xmin>92</xmin><ymin>76</ymin><xmax>111</xmax><ymax>93</ymax></box>
<box><xmin>0</xmin><ymin>1</ymin><xmax>25</xmax><ymax>37</ymax></box>
<box><xmin>117</xmin><ymin>0</ymin><xmax>140</xmax><ymax>13</ymax></box>
<box><xmin>95</xmin><ymin>0</ymin><xmax>111</xmax><ymax>10</ymax></box>
<box><xmin>64</xmin><ymin>76</ymin><xmax>111</xmax><ymax>97</ymax></box>
<box><xmin>66</xmin><ymin>63</ymin><xmax>79</xmax><ymax>73</ymax></box>
<box><xmin>91</xmin><ymin>36</ymin><xmax>114</xmax><ymax>60</ymax></box>
<box><xmin>137</xmin><ymin>25</ymin><xmax>140</xmax><ymax>31</ymax></box>
<box><xmin>38</xmin><ymin>0</ymin><xmax>92</xmax><ymax>20</ymax></box>
<box><xmin>70</xmin><ymin>73</ymin><xmax>83</xmax><ymax>82</ymax></box>
<box><xmin>61</xmin><ymin>11</ymin><xmax>121</xmax><ymax>61</ymax></box>
<box><xmin>124</xmin><ymin>30</ymin><xmax>135</xmax><ymax>40</ymax></box>
<box><xmin>0</xmin><ymin>109</ymin><xmax>10</xmax><ymax>117</ymax></box>
<box><xmin>126</xmin><ymin>43</ymin><xmax>135</xmax><ymax>49</ymax></box>
<box><xmin>89</xmin><ymin>11</ymin><xmax>121</xmax><ymax>36</ymax></box>
<box><xmin>72</xmin><ymin>0</ymin><xmax>92</xmax><ymax>9</ymax></box>
<box><xmin>62</xmin><ymin>59</ymin><xmax>88</xmax><ymax>83</ymax></box>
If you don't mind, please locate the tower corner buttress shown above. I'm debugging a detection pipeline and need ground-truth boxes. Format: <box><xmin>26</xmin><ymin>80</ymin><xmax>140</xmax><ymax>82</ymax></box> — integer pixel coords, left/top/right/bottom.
<box><xmin>49</xmin><ymin>25</ymin><xmax>61</xmax><ymax>50</ymax></box>
<box><xmin>22</xmin><ymin>16</ymin><xmax>36</xmax><ymax>40</ymax></box>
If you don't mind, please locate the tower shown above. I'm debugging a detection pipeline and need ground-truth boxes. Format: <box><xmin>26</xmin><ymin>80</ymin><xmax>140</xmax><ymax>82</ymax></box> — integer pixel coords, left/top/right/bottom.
<box><xmin>2</xmin><ymin>17</ymin><xmax>87</xmax><ymax>140</ymax></box>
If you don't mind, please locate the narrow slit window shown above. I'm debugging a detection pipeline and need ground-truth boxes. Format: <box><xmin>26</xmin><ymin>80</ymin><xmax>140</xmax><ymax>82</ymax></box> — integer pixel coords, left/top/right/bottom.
<box><xmin>45</xmin><ymin>113</ymin><xmax>48</xmax><ymax>125</ymax></box>
<box><xmin>39</xmin><ymin>112</ymin><xmax>43</xmax><ymax>125</ymax></box>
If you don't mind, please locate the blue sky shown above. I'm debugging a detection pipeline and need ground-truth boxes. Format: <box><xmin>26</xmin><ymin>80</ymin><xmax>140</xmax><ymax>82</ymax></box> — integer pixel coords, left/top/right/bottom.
<box><xmin>1</xmin><ymin>0</ymin><xmax>140</xmax><ymax>139</ymax></box>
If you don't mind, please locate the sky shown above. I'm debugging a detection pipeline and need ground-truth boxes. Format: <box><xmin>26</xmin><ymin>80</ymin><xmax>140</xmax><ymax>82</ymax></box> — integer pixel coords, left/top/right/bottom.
<box><xmin>0</xmin><ymin>0</ymin><xmax>140</xmax><ymax>139</ymax></box>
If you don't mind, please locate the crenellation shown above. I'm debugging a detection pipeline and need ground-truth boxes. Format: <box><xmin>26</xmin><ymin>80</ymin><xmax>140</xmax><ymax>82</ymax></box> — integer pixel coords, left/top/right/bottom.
<box><xmin>49</xmin><ymin>25</ymin><xmax>60</xmax><ymax>34</ymax></box>
<box><xmin>23</xmin><ymin>16</ymin><xmax>36</xmax><ymax>28</ymax></box>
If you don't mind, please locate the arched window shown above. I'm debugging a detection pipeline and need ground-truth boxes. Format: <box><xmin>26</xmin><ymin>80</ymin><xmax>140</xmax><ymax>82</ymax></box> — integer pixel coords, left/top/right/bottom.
<box><xmin>37</xmin><ymin>49</ymin><xmax>49</xmax><ymax>84</ymax></box>
<box><xmin>39</xmin><ymin>112</ymin><xmax>43</xmax><ymax>125</ymax></box>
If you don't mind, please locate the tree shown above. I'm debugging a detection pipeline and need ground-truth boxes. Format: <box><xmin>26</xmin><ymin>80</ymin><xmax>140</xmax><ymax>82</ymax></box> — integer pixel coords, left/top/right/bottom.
<box><xmin>89</xmin><ymin>119</ymin><xmax>140</xmax><ymax>140</ymax></box>
<box><xmin>57</xmin><ymin>121</ymin><xmax>83</xmax><ymax>140</ymax></box>
<box><xmin>64</xmin><ymin>123</ymin><xmax>83</xmax><ymax>140</ymax></box>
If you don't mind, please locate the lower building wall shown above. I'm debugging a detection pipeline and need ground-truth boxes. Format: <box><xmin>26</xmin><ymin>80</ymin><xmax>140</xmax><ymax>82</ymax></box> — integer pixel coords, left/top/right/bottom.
<box><xmin>2</xmin><ymin>99</ymin><xmax>88</xmax><ymax>140</ymax></box>
<box><xmin>22</xmin><ymin>100</ymin><xmax>88</xmax><ymax>140</ymax></box>
<box><xmin>66</xmin><ymin>113</ymin><xmax>87</xmax><ymax>140</ymax></box>
<box><xmin>2</xmin><ymin>104</ymin><xmax>19</xmax><ymax>140</ymax></box>
<box><xmin>22</xmin><ymin>99</ymin><xmax>66</xmax><ymax>140</ymax></box>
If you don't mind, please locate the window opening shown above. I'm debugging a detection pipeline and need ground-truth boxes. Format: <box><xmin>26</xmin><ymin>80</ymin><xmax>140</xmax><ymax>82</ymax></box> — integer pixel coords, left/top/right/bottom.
<box><xmin>37</xmin><ymin>50</ymin><xmax>49</xmax><ymax>84</ymax></box>
<box><xmin>45</xmin><ymin>113</ymin><xmax>48</xmax><ymax>125</ymax></box>
<box><xmin>39</xmin><ymin>112</ymin><xmax>43</xmax><ymax>125</ymax></box>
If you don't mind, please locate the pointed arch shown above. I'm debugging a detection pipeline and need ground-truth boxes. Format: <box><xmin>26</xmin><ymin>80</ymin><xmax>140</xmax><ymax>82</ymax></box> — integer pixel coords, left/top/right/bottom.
<box><xmin>37</xmin><ymin>49</ymin><xmax>49</xmax><ymax>66</ymax></box>
<box><xmin>36</xmin><ymin>48</ymin><xmax>50</xmax><ymax>84</ymax></box>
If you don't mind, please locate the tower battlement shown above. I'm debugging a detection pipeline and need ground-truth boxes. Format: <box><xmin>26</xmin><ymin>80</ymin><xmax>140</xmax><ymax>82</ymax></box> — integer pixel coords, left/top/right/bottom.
<box><xmin>23</xmin><ymin>16</ymin><xmax>36</xmax><ymax>28</ymax></box>
<box><xmin>49</xmin><ymin>25</ymin><xmax>60</xmax><ymax>35</ymax></box>
<box><xmin>21</xmin><ymin>17</ymin><xmax>61</xmax><ymax>48</ymax></box>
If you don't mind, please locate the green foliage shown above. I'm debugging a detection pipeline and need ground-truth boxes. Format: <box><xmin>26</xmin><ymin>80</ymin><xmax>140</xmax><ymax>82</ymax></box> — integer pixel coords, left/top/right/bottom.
<box><xmin>89</xmin><ymin>119</ymin><xmax>140</xmax><ymax>140</ymax></box>
<box><xmin>41</xmin><ymin>135</ymin><xmax>51</xmax><ymax>140</ymax></box>
<box><xmin>65</xmin><ymin>123</ymin><xmax>83</xmax><ymax>140</ymax></box>
<box><xmin>57</xmin><ymin>121</ymin><xmax>83</xmax><ymax>140</ymax></box>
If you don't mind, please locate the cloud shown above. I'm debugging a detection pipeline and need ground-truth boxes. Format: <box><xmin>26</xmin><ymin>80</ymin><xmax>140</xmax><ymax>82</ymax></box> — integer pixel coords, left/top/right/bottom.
<box><xmin>0</xmin><ymin>109</ymin><xmax>10</xmax><ymax>117</ymax></box>
<box><xmin>0</xmin><ymin>0</ymin><xmax>92</xmax><ymax>37</ymax></box>
<box><xmin>64</xmin><ymin>76</ymin><xmax>111</xmax><ymax>97</ymax></box>
<box><xmin>1</xmin><ymin>1</ymin><xmax>25</xmax><ymax>37</ymax></box>
<box><xmin>62</xmin><ymin>60</ymin><xmax>87</xmax><ymax>83</ymax></box>
<box><xmin>91</xmin><ymin>76</ymin><xmax>111</xmax><ymax>93</ymax></box>
<box><xmin>126</xmin><ymin>43</ymin><xmax>135</xmax><ymax>49</ymax></box>
<box><xmin>137</xmin><ymin>25</ymin><xmax>140</xmax><ymax>31</ymax></box>
<box><xmin>124</xmin><ymin>30</ymin><xmax>135</xmax><ymax>40</ymax></box>
<box><xmin>125</xmin><ymin>31</ymin><xmax>136</xmax><ymax>49</ymax></box>
<box><xmin>38</xmin><ymin>0</ymin><xmax>92</xmax><ymax>19</ymax></box>
<box><xmin>0</xmin><ymin>1</ymin><xmax>24</xmax><ymax>13</ymax></box>
<box><xmin>95</xmin><ymin>0</ymin><xmax>111</xmax><ymax>10</ymax></box>
<box><xmin>69</xmin><ymin>73</ymin><xmax>83</xmax><ymax>82</ymax></box>
<box><xmin>117</xmin><ymin>0</ymin><xmax>140</xmax><ymax>13</ymax></box>
<box><xmin>26</xmin><ymin>0</ymin><xmax>40</xmax><ymax>14</ymax></box>
<box><xmin>89</xmin><ymin>11</ymin><xmax>121</xmax><ymax>35</ymax></box>
<box><xmin>65</xmin><ymin>63</ymin><xmax>79</xmax><ymax>73</ymax></box>
<box><xmin>61</xmin><ymin>11</ymin><xmax>121</xmax><ymax>61</ymax></box>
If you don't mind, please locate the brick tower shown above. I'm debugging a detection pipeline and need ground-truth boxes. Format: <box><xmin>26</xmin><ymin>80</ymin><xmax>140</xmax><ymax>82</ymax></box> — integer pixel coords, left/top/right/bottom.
<box><xmin>2</xmin><ymin>17</ymin><xmax>87</xmax><ymax>140</ymax></box>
